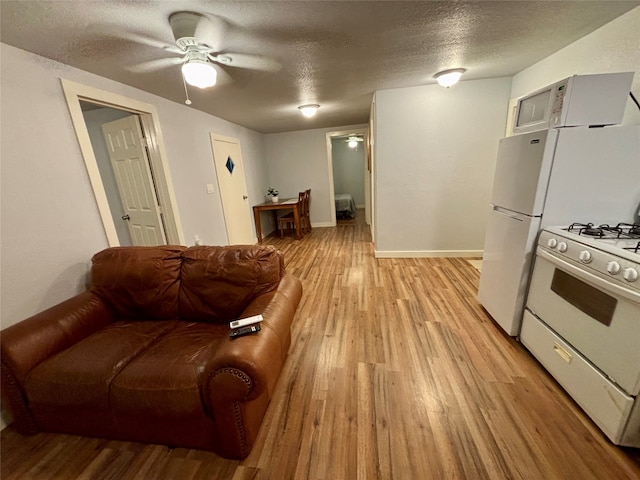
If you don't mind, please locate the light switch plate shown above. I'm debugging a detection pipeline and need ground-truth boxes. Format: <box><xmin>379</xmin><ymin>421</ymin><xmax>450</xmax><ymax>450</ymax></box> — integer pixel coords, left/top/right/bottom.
<box><xmin>206</xmin><ymin>184</ymin><xmax>215</xmax><ymax>194</ymax></box>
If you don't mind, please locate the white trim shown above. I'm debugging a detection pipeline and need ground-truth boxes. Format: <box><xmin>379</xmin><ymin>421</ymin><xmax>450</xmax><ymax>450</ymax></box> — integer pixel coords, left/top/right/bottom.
<box><xmin>60</xmin><ymin>78</ymin><xmax>184</xmax><ymax>246</ymax></box>
<box><xmin>325</xmin><ymin>127</ymin><xmax>369</xmax><ymax>228</ymax></box>
<box><xmin>311</xmin><ymin>221</ymin><xmax>334</xmax><ymax>228</ymax></box>
<box><xmin>505</xmin><ymin>97</ymin><xmax>518</xmax><ymax>137</ymax></box>
<box><xmin>375</xmin><ymin>250</ymin><xmax>484</xmax><ymax>258</ymax></box>
<box><xmin>324</xmin><ymin>133</ymin><xmax>337</xmax><ymax>227</ymax></box>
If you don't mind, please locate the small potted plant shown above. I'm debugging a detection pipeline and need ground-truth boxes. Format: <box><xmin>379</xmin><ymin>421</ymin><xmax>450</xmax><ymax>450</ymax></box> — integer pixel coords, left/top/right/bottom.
<box><xmin>267</xmin><ymin>187</ymin><xmax>279</xmax><ymax>203</ymax></box>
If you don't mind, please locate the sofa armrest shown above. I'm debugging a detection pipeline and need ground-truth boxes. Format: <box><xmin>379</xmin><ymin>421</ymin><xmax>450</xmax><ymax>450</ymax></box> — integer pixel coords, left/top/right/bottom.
<box><xmin>1</xmin><ymin>291</ymin><xmax>114</xmax><ymax>432</ymax></box>
<box><xmin>199</xmin><ymin>273</ymin><xmax>302</xmax><ymax>458</ymax></box>
<box><xmin>202</xmin><ymin>273</ymin><xmax>303</xmax><ymax>403</ymax></box>
<box><xmin>203</xmin><ymin>324</ymin><xmax>284</xmax><ymax>405</ymax></box>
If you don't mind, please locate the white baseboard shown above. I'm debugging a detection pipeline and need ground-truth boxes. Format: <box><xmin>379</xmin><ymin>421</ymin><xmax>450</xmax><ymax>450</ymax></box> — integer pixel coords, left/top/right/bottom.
<box><xmin>374</xmin><ymin>250</ymin><xmax>483</xmax><ymax>258</ymax></box>
<box><xmin>311</xmin><ymin>221</ymin><xmax>335</xmax><ymax>228</ymax></box>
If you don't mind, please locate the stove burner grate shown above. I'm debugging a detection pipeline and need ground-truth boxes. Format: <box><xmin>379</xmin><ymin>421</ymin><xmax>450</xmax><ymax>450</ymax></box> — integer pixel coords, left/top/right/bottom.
<box><xmin>625</xmin><ymin>241</ymin><xmax>640</xmax><ymax>254</ymax></box>
<box><xmin>599</xmin><ymin>224</ymin><xmax>624</xmax><ymax>237</ymax></box>
<box><xmin>598</xmin><ymin>223</ymin><xmax>640</xmax><ymax>239</ymax></box>
<box><xmin>568</xmin><ymin>222</ymin><xmax>640</xmax><ymax>240</ymax></box>
<box><xmin>615</xmin><ymin>223</ymin><xmax>640</xmax><ymax>238</ymax></box>
<box><xmin>568</xmin><ymin>222</ymin><xmax>604</xmax><ymax>237</ymax></box>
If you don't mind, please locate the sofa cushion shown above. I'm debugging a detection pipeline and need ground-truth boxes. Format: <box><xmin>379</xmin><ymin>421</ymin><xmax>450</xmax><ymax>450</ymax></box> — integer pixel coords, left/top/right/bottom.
<box><xmin>110</xmin><ymin>322</ymin><xmax>227</xmax><ymax>417</ymax></box>
<box><xmin>25</xmin><ymin>321</ymin><xmax>179</xmax><ymax>409</ymax></box>
<box><xmin>91</xmin><ymin>246</ymin><xmax>185</xmax><ymax>319</ymax></box>
<box><xmin>179</xmin><ymin>245</ymin><xmax>284</xmax><ymax>322</ymax></box>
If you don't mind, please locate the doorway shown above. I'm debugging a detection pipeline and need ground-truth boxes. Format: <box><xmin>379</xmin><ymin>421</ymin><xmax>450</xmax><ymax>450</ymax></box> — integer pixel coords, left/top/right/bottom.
<box><xmin>326</xmin><ymin>128</ymin><xmax>370</xmax><ymax>228</ymax></box>
<box><xmin>61</xmin><ymin>79</ymin><xmax>184</xmax><ymax>246</ymax></box>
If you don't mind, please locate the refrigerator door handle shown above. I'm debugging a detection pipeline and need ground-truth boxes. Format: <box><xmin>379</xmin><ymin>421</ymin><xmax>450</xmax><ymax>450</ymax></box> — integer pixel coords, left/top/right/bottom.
<box><xmin>491</xmin><ymin>205</ymin><xmax>525</xmax><ymax>222</ymax></box>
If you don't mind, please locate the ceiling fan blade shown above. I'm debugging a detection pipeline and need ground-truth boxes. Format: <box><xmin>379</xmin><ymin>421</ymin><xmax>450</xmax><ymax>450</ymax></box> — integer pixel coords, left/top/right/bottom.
<box><xmin>193</xmin><ymin>14</ymin><xmax>227</xmax><ymax>51</ymax></box>
<box><xmin>214</xmin><ymin>65</ymin><xmax>234</xmax><ymax>86</ymax></box>
<box><xmin>169</xmin><ymin>12</ymin><xmax>226</xmax><ymax>51</ymax></box>
<box><xmin>210</xmin><ymin>53</ymin><xmax>281</xmax><ymax>72</ymax></box>
<box><xmin>89</xmin><ymin>23</ymin><xmax>175</xmax><ymax>51</ymax></box>
<box><xmin>127</xmin><ymin>56</ymin><xmax>184</xmax><ymax>73</ymax></box>
<box><xmin>164</xmin><ymin>46</ymin><xmax>185</xmax><ymax>55</ymax></box>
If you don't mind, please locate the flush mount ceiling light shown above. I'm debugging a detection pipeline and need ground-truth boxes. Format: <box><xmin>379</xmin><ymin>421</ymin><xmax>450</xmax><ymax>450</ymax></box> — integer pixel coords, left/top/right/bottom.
<box><xmin>434</xmin><ymin>68</ymin><xmax>466</xmax><ymax>88</ymax></box>
<box><xmin>181</xmin><ymin>51</ymin><xmax>217</xmax><ymax>88</ymax></box>
<box><xmin>298</xmin><ymin>104</ymin><xmax>320</xmax><ymax>118</ymax></box>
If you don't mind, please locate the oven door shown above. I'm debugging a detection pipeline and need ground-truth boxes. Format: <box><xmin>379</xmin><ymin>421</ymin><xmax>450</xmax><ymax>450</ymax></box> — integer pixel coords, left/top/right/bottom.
<box><xmin>525</xmin><ymin>248</ymin><xmax>640</xmax><ymax>395</ymax></box>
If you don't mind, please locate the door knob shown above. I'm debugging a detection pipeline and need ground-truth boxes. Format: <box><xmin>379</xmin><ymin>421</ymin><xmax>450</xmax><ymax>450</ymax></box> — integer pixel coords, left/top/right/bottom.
<box><xmin>122</xmin><ymin>214</ymin><xmax>130</xmax><ymax>221</ymax></box>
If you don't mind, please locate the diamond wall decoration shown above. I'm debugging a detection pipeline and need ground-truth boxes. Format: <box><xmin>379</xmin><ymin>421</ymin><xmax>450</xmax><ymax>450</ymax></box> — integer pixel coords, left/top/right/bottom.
<box><xmin>226</xmin><ymin>156</ymin><xmax>235</xmax><ymax>174</ymax></box>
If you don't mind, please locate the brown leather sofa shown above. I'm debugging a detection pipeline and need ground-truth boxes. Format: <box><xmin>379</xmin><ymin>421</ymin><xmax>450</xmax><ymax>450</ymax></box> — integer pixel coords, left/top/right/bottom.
<box><xmin>1</xmin><ymin>244</ymin><xmax>303</xmax><ymax>459</ymax></box>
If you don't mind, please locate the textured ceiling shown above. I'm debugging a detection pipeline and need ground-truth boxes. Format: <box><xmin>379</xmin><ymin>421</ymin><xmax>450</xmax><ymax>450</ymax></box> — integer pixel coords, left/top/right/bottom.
<box><xmin>1</xmin><ymin>1</ymin><xmax>638</xmax><ymax>133</ymax></box>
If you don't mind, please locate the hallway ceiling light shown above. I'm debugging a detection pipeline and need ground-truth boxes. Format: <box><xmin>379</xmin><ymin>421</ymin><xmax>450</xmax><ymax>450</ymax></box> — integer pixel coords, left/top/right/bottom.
<box><xmin>347</xmin><ymin>135</ymin><xmax>363</xmax><ymax>149</ymax></box>
<box><xmin>298</xmin><ymin>104</ymin><xmax>320</xmax><ymax>118</ymax></box>
<box><xmin>434</xmin><ymin>68</ymin><xmax>466</xmax><ymax>88</ymax></box>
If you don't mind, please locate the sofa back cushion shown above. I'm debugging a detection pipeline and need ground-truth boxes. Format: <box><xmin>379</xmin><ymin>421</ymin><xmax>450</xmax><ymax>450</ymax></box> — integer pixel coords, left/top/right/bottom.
<box><xmin>180</xmin><ymin>245</ymin><xmax>284</xmax><ymax>322</ymax></box>
<box><xmin>91</xmin><ymin>246</ymin><xmax>186</xmax><ymax>320</ymax></box>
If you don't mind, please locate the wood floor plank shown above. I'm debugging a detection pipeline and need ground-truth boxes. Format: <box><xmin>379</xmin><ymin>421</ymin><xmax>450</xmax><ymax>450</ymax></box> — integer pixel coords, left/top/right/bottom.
<box><xmin>2</xmin><ymin>209</ymin><xmax>639</xmax><ymax>479</ymax></box>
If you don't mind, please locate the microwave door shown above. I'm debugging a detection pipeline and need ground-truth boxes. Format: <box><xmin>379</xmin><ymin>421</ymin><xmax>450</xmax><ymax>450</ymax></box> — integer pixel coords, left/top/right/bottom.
<box><xmin>490</xmin><ymin>130</ymin><xmax>556</xmax><ymax>217</ymax></box>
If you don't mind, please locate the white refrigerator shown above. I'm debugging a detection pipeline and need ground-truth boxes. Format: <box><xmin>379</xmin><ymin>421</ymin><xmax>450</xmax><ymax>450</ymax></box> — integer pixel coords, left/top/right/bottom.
<box><xmin>478</xmin><ymin>125</ymin><xmax>640</xmax><ymax>336</ymax></box>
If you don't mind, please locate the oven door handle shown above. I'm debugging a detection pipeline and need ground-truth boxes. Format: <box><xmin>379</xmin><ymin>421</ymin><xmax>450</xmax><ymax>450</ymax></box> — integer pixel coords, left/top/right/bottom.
<box><xmin>536</xmin><ymin>248</ymin><xmax>640</xmax><ymax>304</ymax></box>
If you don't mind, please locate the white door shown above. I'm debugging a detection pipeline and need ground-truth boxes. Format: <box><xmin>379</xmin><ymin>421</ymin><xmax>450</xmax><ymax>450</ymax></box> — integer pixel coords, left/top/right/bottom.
<box><xmin>101</xmin><ymin>116</ymin><xmax>167</xmax><ymax>246</ymax></box>
<box><xmin>478</xmin><ymin>207</ymin><xmax>541</xmax><ymax>335</ymax></box>
<box><xmin>490</xmin><ymin>129</ymin><xmax>556</xmax><ymax>216</ymax></box>
<box><xmin>210</xmin><ymin>134</ymin><xmax>255</xmax><ymax>245</ymax></box>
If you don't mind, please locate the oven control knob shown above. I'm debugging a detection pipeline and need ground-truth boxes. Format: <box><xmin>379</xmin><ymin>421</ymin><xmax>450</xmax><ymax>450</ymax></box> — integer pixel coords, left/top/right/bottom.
<box><xmin>547</xmin><ymin>238</ymin><xmax>557</xmax><ymax>249</ymax></box>
<box><xmin>606</xmin><ymin>261</ymin><xmax>621</xmax><ymax>275</ymax></box>
<box><xmin>579</xmin><ymin>250</ymin><xmax>592</xmax><ymax>263</ymax></box>
<box><xmin>557</xmin><ymin>242</ymin><xmax>568</xmax><ymax>253</ymax></box>
<box><xmin>623</xmin><ymin>268</ymin><xmax>639</xmax><ymax>282</ymax></box>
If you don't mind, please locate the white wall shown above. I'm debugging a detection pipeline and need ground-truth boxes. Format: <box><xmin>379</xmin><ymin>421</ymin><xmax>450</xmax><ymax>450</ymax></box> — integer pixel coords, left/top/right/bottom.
<box><xmin>331</xmin><ymin>139</ymin><xmax>366</xmax><ymax>207</ymax></box>
<box><xmin>512</xmin><ymin>7</ymin><xmax>640</xmax><ymax>126</ymax></box>
<box><xmin>0</xmin><ymin>43</ymin><xmax>270</xmax><ymax>333</ymax></box>
<box><xmin>374</xmin><ymin>77</ymin><xmax>512</xmax><ymax>256</ymax></box>
<box><xmin>264</xmin><ymin>124</ymin><xmax>367</xmax><ymax>227</ymax></box>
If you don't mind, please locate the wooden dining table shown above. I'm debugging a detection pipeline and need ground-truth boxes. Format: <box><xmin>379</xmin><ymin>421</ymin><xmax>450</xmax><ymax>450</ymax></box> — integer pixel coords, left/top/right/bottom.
<box><xmin>253</xmin><ymin>198</ymin><xmax>302</xmax><ymax>243</ymax></box>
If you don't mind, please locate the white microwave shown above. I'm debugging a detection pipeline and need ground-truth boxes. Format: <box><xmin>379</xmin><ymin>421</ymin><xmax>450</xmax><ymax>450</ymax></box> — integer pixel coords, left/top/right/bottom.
<box><xmin>513</xmin><ymin>72</ymin><xmax>633</xmax><ymax>134</ymax></box>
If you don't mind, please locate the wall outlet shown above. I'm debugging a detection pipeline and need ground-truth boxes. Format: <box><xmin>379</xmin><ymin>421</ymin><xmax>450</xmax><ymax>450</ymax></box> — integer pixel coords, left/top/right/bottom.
<box><xmin>206</xmin><ymin>184</ymin><xmax>215</xmax><ymax>194</ymax></box>
<box><xmin>194</xmin><ymin>234</ymin><xmax>201</xmax><ymax>246</ymax></box>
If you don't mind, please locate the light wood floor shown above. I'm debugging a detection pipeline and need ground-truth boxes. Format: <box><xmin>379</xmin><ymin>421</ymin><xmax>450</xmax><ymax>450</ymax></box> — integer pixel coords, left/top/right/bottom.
<box><xmin>2</xmin><ymin>211</ymin><xmax>639</xmax><ymax>479</ymax></box>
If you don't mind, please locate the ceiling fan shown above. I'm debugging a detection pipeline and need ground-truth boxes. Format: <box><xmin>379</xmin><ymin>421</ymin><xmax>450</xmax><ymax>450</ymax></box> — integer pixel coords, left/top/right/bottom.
<box><xmin>346</xmin><ymin>135</ymin><xmax>364</xmax><ymax>149</ymax></box>
<box><xmin>129</xmin><ymin>11</ymin><xmax>280</xmax><ymax>91</ymax></box>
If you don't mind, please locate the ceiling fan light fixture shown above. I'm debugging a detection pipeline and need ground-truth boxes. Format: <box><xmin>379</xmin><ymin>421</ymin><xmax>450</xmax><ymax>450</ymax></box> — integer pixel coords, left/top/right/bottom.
<box><xmin>434</xmin><ymin>68</ymin><xmax>466</xmax><ymax>88</ymax></box>
<box><xmin>298</xmin><ymin>104</ymin><xmax>320</xmax><ymax>118</ymax></box>
<box><xmin>348</xmin><ymin>139</ymin><xmax>358</xmax><ymax>148</ymax></box>
<box><xmin>182</xmin><ymin>60</ymin><xmax>217</xmax><ymax>88</ymax></box>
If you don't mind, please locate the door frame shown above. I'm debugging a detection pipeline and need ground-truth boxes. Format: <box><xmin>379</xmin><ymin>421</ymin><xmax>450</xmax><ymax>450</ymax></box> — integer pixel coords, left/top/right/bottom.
<box><xmin>325</xmin><ymin>127</ymin><xmax>370</xmax><ymax>227</ymax></box>
<box><xmin>61</xmin><ymin>78</ymin><xmax>184</xmax><ymax>246</ymax></box>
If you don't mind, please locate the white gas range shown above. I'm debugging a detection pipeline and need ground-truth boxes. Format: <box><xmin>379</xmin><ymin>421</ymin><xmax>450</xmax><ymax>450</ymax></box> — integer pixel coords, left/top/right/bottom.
<box><xmin>521</xmin><ymin>222</ymin><xmax>640</xmax><ymax>448</ymax></box>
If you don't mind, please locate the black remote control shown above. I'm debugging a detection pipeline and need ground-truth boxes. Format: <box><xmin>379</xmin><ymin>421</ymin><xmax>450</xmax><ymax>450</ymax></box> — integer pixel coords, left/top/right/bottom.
<box><xmin>229</xmin><ymin>324</ymin><xmax>261</xmax><ymax>338</ymax></box>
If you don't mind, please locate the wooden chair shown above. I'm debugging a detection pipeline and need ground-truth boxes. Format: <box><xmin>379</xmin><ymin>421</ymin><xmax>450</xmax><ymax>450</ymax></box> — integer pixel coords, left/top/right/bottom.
<box><xmin>302</xmin><ymin>189</ymin><xmax>311</xmax><ymax>234</ymax></box>
<box><xmin>278</xmin><ymin>192</ymin><xmax>305</xmax><ymax>237</ymax></box>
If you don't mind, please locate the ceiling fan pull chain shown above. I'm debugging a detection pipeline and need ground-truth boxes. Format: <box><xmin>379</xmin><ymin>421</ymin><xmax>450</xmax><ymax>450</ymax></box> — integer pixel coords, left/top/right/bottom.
<box><xmin>181</xmin><ymin>72</ymin><xmax>192</xmax><ymax>105</ymax></box>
